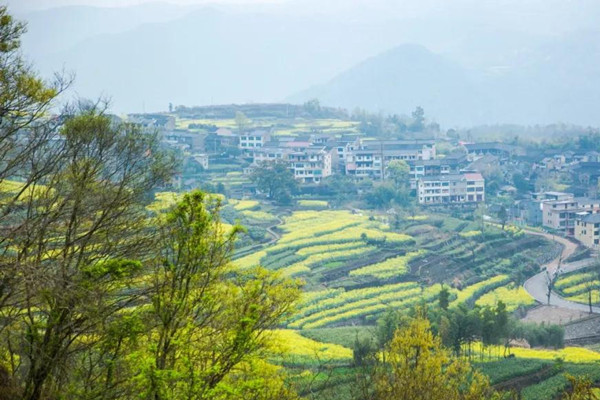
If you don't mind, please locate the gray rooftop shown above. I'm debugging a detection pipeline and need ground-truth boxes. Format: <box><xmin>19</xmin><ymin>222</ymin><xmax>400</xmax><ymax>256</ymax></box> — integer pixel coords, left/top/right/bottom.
<box><xmin>580</xmin><ymin>213</ymin><xmax>600</xmax><ymax>224</ymax></box>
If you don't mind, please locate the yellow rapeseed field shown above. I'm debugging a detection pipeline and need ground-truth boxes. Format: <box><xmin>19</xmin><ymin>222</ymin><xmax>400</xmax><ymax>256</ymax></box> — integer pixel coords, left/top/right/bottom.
<box><xmin>460</xmin><ymin>230</ymin><xmax>482</xmax><ymax>238</ymax></box>
<box><xmin>475</xmin><ymin>284</ymin><xmax>535</xmax><ymax>311</ymax></box>
<box><xmin>241</xmin><ymin>209</ymin><xmax>277</xmax><ymax>222</ymax></box>
<box><xmin>232</xmin><ymin>199</ymin><xmax>260</xmax><ymax>211</ymax></box>
<box><xmin>268</xmin><ymin>329</ymin><xmax>352</xmax><ymax>361</ymax></box>
<box><xmin>453</xmin><ymin>275</ymin><xmax>511</xmax><ymax>305</ymax></box>
<box><xmin>297</xmin><ymin>199</ymin><xmax>328</xmax><ymax>207</ymax></box>
<box><xmin>280</xmin><ymin>246</ymin><xmax>378</xmax><ymax>276</ymax></box>
<box><xmin>349</xmin><ymin>250</ymin><xmax>425</xmax><ymax>279</ymax></box>
<box><xmin>487</xmin><ymin>345</ymin><xmax>600</xmax><ymax>363</ymax></box>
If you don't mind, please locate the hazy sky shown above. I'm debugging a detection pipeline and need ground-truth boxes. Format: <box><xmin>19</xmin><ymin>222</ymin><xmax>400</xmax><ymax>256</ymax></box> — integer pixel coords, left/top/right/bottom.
<box><xmin>7</xmin><ymin>0</ymin><xmax>278</xmax><ymax>12</ymax></box>
<box><xmin>7</xmin><ymin>0</ymin><xmax>600</xmax><ymax>123</ymax></box>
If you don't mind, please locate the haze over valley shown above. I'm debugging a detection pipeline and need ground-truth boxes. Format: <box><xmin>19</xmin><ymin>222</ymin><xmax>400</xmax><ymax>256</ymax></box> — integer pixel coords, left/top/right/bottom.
<box><xmin>11</xmin><ymin>0</ymin><xmax>600</xmax><ymax>126</ymax></box>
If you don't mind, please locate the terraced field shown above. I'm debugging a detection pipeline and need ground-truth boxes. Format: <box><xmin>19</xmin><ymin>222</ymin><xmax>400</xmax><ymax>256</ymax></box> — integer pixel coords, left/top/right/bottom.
<box><xmin>234</xmin><ymin>210</ymin><xmax>414</xmax><ymax>282</ymax></box>
<box><xmin>555</xmin><ymin>267</ymin><xmax>600</xmax><ymax>304</ymax></box>
<box><xmin>147</xmin><ymin>193</ymin><xmax>590</xmax><ymax>398</ymax></box>
<box><xmin>175</xmin><ymin>117</ymin><xmax>359</xmax><ymax>136</ymax></box>
<box><xmin>476</xmin><ymin>283</ymin><xmax>536</xmax><ymax>311</ymax></box>
<box><xmin>282</xmin><ymin>327</ymin><xmax>600</xmax><ymax>400</ymax></box>
<box><xmin>231</xmin><ymin>209</ymin><xmax>558</xmax><ymax>330</ymax></box>
<box><xmin>268</xmin><ymin>329</ymin><xmax>353</xmax><ymax>365</ymax></box>
<box><xmin>297</xmin><ymin>199</ymin><xmax>329</xmax><ymax>209</ymax></box>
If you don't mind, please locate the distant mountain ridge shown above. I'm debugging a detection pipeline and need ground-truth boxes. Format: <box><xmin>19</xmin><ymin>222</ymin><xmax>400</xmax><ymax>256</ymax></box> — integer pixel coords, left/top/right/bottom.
<box><xmin>14</xmin><ymin>1</ymin><xmax>600</xmax><ymax>126</ymax></box>
<box><xmin>288</xmin><ymin>44</ymin><xmax>481</xmax><ymax>125</ymax></box>
<box><xmin>288</xmin><ymin>35</ymin><xmax>600</xmax><ymax>126</ymax></box>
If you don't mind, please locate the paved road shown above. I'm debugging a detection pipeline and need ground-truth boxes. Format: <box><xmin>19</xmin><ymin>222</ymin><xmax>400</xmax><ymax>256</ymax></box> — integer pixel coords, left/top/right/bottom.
<box><xmin>522</xmin><ymin>228</ymin><xmax>598</xmax><ymax>312</ymax></box>
<box><xmin>523</xmin><ymin>229</ymin><xmax>579</xmax><ymax>271</ymax></box>
<box><xmin>524</xmin><ymin>258</ymin><xmax>599</xmax><ymax>313</ymax></box>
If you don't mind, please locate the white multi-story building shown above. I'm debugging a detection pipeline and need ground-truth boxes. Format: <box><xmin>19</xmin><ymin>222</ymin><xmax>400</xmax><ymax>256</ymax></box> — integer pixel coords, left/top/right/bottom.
<box><xmin>239</xmin><ymin>130</ymin><xmax>271</xmax><ymax>149</ymax></box>
<box><xmin>417</xmin><ymin>173</ymin><xmax>485</xmax><ymax>205</ymax></box>
<box><xmin>333</xmin><ymin>135</ymin><xmax>361</xmax><ymax>171</ymax></box>
<box><xmin>251</xmin><ymin>145</ymin><xmax>287</xmax><ymax>163</ymax></box>
<box><xmin>407</xmin><ymin>153</ymin><xmax>468</xmax><ymax>189</ymax></box>
<box><xmin>246</xmin><ymin>143</ymin><xmax>333</xmax><ymax>184</ymax></box>
<box><xmin>288</xmin><ymin>147</ymin><xmax>333</xmax><ymax>184</ymax></box>
<box><xmin>345</xmin><ymin>140</ymin><xmax>436</xmax><ymax>179</ymax></box>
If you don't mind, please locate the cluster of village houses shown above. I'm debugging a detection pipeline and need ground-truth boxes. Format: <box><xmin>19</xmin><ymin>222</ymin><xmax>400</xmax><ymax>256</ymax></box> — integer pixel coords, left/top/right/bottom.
<box><xmin>130</xmin><ymin>113</ymin><xmax>600</xmax><ymax>250</ymax></box>
<box><xmin>162</xmin><ymin>124</ymin><xmax>487</xmax><ymax>206</ymax></box>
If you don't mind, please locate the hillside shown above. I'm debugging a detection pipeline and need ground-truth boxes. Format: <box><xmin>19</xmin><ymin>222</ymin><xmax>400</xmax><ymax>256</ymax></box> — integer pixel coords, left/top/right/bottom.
<box><xmin>226</xmin><ymin>204</ymin><xmax>600</xmax><ymax>399</ymax></box>
<box><xmin>288</xmin><ymin>44</ymin><xmax>480</xmax><ymax>125</ymax></box>
<box><xmin>30</xmin><ymin>7</ymin><xmax>398</xmax><ymax>113</ymax></box>
<box><xmin>289</xmin><ymin>32</ymin><xmax>600</xmax><ymax>126</ymax></box>
<box><xmin>234</xmin><ymin>208</ymin><xmax>559</xmax><ymax>328</ymax></box>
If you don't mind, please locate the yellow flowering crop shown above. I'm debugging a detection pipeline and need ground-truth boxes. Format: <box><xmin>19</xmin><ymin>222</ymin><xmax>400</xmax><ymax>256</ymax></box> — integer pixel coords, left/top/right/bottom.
<box><xmin>280</xmin><ymin>246</ymin><xmax>377</xmax><ymax>276</ymax></box>
<box><xmin>565</xmin><ymin>290</ymin><xmax>600</xmax><ymax>304</ymax></box>
<box><xmin>299</xmin><ymin>286</ymin><xmax>444</xmax><ymax>329</ymax></box>
<box><xmin>296</xmin><ymin>242</ymin><xmax>366</xmax><ymax>256</ymax></box>
<box><xmin>289</xmin><ymin>282</ymin><xmax>423</xmax><ymax>329</ymax></box>
<box><xmin>483</xmin><ymin>345</ymin><xmax>600</xmax><ymax>363</ymax></box>
<box><xmin>460</xmin><ymin>230</ymin><xmax>482</xmax><ymax>238</ymax></box>
<box><xmin>300</xmin><ymin>288</ymin><xmax>345</xmax><ymax>304</ymax></box>
<box><xmin>562</xmin><ymin>281</ymin><xmax>600</xmax><ymax>296</ymax></box>
<box><xmin>292</xmin><ymin>282</ymin><xmax>419</xmax><ymax>322</ymax></box>
<box><xmin>146</xmin><ymin>191</ymin><xmax>182</xmax><ymax>212</ymax></box>
<box><xmin>268</xmin><ymin>329</ymin><xmax>352</xmax><ymax>361</ymax></box>
<box><xmin>241</xmin><ymin>209</ymin><xmax>277</xmax><ymax>222</ymax></box>
<box><xmin>295</xmin><ymin>287</ymin><xmax>423</xmax><ymax>328</ymax></box>
<box><xmin>297</xmin><ymin>199</ymin><xmax>328</xmax><ymax>207</ymax></box>
<box><xmin>556</xmin><ymin>272</ymin><xmax>596</xmax><ymax>290</ymax></box>
<box><xmin>232</xmin><ymin>199</ymin><xmax>259</xmax><ymax>211</ymax></box>
<box><xmin>475</xmin><ymin>284</ymin><xmax>535</xmax><ymax>311</ymax></box>
<box><xmin>453</xmin><ymin>275</ymin><xmax>511</xmax><ymax>305</ymax></box>
<box><xmin>350</xmin><ymin>250</ymin><xmax>425</xmax><ymax>279</ymax></box>
<box><xmin>233</xmin><ymin>250</ymin><xmax>267</xmax><ymax>270</ymax></box>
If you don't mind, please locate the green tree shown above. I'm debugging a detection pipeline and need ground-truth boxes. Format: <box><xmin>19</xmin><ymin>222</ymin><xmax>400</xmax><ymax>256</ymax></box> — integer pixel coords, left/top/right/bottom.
<box><xmin>141</xmin><ymin>191</ymin><xmax>300</xmax><ymax>400</ymax></box>
<box><xmin>409</xmin><ymin>106</ymin><xmax>425</xmax><ymax>132</ymax></box>
<box><xmin>303</xmin><ymin>98</ymin><xmax>322</xmax><ymax>117</ymax></box>
<box><xmin>325</xmin><ymin>174</ymin><xmax>357</xmax><ymax>207</ymax></box>
<box><xmin>235</xmin><ymin>111</ymin><xmax>249</xmax><ymax>133</ymax></box>
<box><xmin>494</xmin><ymin>301</ymin><xmax>509</xmax><ymax>341</ymax></box>
<box><xmin>250</xmin><ymin>159</ymin><xmax>297</xmax><ymax>204</ymax></box>
<box><xmin>480</xmin><ymin>307</ymin><xmax>497</xmax><ymax>360</ymax></box>
<box><xmin>376</xmin><ymin>316</ymin><xmax>496</xmax><ymax>400</ymax></box>
<box><xmin>0</xmin><ymin>108</ymin><xmax>174</xmax><ymax>400</ymax></box>
<box><xmin>474</xmin><ymin>203</ymin><xmax>487</xmax><ymax>233</ymax></box>
<box><xmin>546</xmin><ymin>267</ymin><xmax>561</xmax><ymax>305</ymax></box>
<box><xmin>0</xmin><ymin>5</ymin><xmax>68</xmax><ymax>223</ymax></box>
<box><xmin>438</xmin><ymin>284</ymin><xmax>450</xmax><ymax>311</ymax></box>
<box><xmin>497</xmin><ymin>205</ymin><xmax>508</xmax><ymax>230</ymax></box>
<box><xmin>366</xmin><ymin>183</ymin><xmax>397</xmax><ymax>209</ymax></box>
<box><xmin>386</xmin><ymin>159</ymin><xmax>410</xmax><ymax>188</ymax></box>
<box><xmin>353</xmin><ymin>335</ymin><xmax>376</xmax><ymax>367</ymax></box>
<box><xmin>561</xmin><ymin>374</ymin><xmax>598</xmax><ymax>400</ymax></box>
<box><xmin>376</xmin><ymin>309</ymin><xmax>404</xmax><ymax>350</ymax></box>
<box><xmin>0</xmin><ymin>5</ymin><xmax>66</xmax><ymax>172</ymax></box>
<box><xmin>512</xmin><ymin>172</ymin><xmax>530</xmax><ymax>193</ymax></box>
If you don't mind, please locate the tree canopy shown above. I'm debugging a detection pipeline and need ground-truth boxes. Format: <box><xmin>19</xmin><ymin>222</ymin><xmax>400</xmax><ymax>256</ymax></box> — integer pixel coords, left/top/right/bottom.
<box><xmin>250</xmin><ymin>159</ymin><xmax>297</xmax><ymax>204</ymax></box>
<box><xmin>376</xmin><ymin>315</ymin><xmax>497</xmax><ymax>400</ymax></box>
